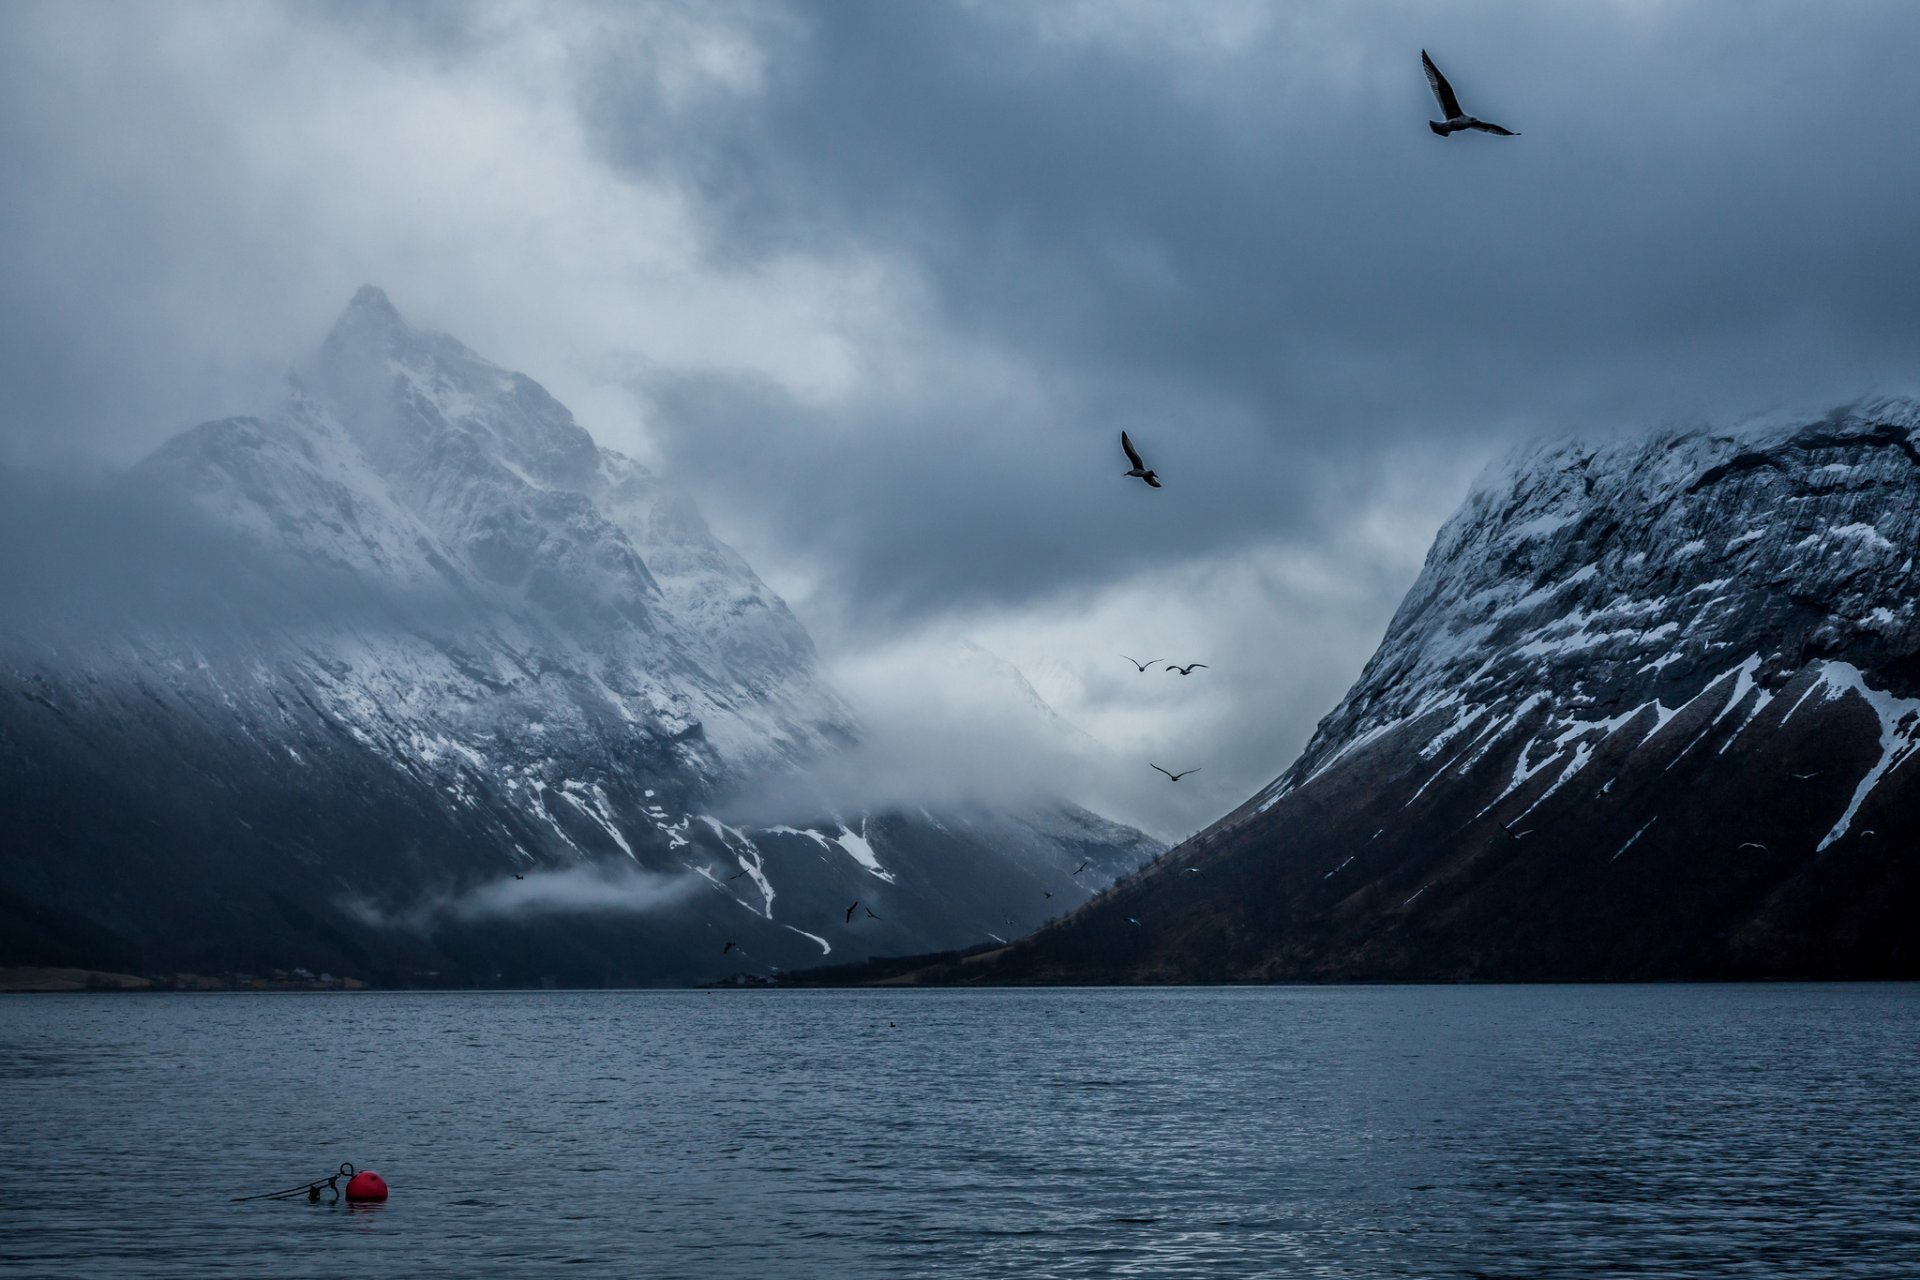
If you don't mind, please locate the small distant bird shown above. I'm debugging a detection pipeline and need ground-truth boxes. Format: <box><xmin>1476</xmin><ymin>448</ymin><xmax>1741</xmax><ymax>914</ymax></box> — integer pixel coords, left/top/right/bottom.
<box><xmin>1151</xmin><ymin>764</ymin><xmax>1201</xmax><ymax>782</ymax></box>
<box><xmin>865</xmin><ymin>907</ymin><xmax>881</xmax><ymax>921</ymax></box>
<box><xmin>1127</xmin><ymin>917</ymin><xmax>1142</xmax><ymax>927</ymax></box>
<box><xmin>727</xmin><ymin>870</ymin><xmax>749</xmax><ymax>881</ymax></box>
<box><xmin>513</xmin><ymin>873</ymin><xmax>525</xmax><ymax>880</ymax></box>
<box><xmin>1044</xmin><ymin>890</ymin><xmax>1053</xmax><ymax>898</ymax></box>
<box><xmin>1167</xmin><ymin>663</ymin><xmax>1208</xmax><ymax>676</ymax></box>
<box><xmin>1120</xmin><ymin>431</ymin><xmax>1161</xmax><ymax>488</ymax></box>
<box><xmin>1791</xmin><ymin>772</ymin><xmax>1820</xmax><ymax>780</ymax></box>
<box><xmin>1738</xmin><ymin>842</ymin><xmax>1769</xmax><ymax>852</ymax></box>
<box><xmin>1422</xmin><ymin>50</ymin><xmax>1519</xmax><ymax>137</ymax></box>
<box><xmin>1122</xmin><ymin>655</ymin><xmax>1162</xmax><ymax>673</ymax></box>
<box><xmin>1072</xmin><ymin>860</ymin><xmax>1092</xmax><ymax>876</ymax></box>
<box><xmin>1182</xmin><ymin>867</ymin><xmax>1200</xmax><ymax>874</ymax></box>
<box><xmin>845</xmin><ymin>901</ymin><xmax>859</xmax><ymax>923</ymax></box>
<box><xmin>722</xmin><ymin>941</ymin><xmax>736</xmax><ymax>955</ymax></box>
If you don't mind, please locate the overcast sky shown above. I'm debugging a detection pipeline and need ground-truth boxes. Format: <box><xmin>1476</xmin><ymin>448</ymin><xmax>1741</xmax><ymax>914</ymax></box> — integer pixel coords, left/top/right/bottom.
<box><xmin>6</xmin><ymin>1</ymin><xmax>1920</xmax><ymax>837</ymax></box>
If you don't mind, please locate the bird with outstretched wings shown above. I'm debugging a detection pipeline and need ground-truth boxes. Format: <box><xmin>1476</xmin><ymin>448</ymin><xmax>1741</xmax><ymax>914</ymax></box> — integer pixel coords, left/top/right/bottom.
<box><xmin>1120</xmin><ymin>431</ymin><xmax>1161</xmax><ymax>487</ymax></box>
<box><xmin>1422</xmin><ymin>49</ymin><xmax>1519</xmax><ymax>136</ymax></box>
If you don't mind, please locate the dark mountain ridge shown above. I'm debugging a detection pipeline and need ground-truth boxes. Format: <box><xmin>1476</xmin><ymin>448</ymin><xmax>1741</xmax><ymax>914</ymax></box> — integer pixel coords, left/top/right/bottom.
<box><xmin>930</xmin><ymin>400</ymin><xmax>1920</xmax><ymax>983</ymax></box>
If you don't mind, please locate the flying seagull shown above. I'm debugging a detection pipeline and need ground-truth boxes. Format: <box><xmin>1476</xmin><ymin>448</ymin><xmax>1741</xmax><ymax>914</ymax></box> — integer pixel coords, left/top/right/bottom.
<box><xmin>1127</xmin><ymin>917</ymin><xmax>1142</xmax><ymax>927</ymax></box>
<box><xmin>1738</xmin><ymin>842</ymin><xmax>1769</xmax><ymax>852</ymax></box>
<box><xmin>513</xmin><ymin>873</ymin><xmax>525</xmax><ymax>880</ymax></box>
<box><xmin>1151</xmin><ymin>764</ymin><xmax>1201</xmax><ymax>782</ymax></box>
<box><xmin>1422</xmin><ymin>50</ymin><xmax>1519</xmax><ymax>137</ymax></box>
<box><xmin>1044</xmin><ymin>890</ymin><xmax>1054</xmax><ymax>899</ymax></box>
<box><xmin>727</xmin><ymin>869</ymin><xmax>749</xmax><ymax>881</ymax></box>
<box><xmin>845</xmin><ymin>900</ymin><xmax>860</xmax><ymax>923</ymax></box>
<box><xmin>865</xmin><ymin>907</ymin><xmax>881</xmax><ymax>921</ymax></box>
<box><xmin>722</xmin><ymin>941</ymin><xmax>736</xmax><ymax>955</ymax></box>
<box><xmin>1167</xmin><ymin>663</ymin><xmax>1208</xmax><ymax>676</ymax></box>
<box><xmin>1072</xmin><ymin>860</ymin><xmax>1091</xmax><ymax>876</ymax></box>
<box><xmin>1121</xmin><ymin>431</ymin><xmax>1161</xmax><ymax>487</ymax></box>
<box><xmin>1122</xmin><ymin>655</ymin><xmax>1163</xmax><ymax>673</ymax></box>
<box><xmin>1791</xmin><ymin>771</ymin><xmax>1820</xmax><ymax>780</ymax></box>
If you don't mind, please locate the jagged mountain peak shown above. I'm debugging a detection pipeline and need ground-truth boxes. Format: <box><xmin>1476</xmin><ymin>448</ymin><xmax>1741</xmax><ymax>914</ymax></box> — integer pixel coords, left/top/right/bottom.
<box><xmin>317</xmin><ymin>285</ymin><xmax>603</xmax><ymax>492</ymax></box>
<box><xmin>130</xmin><ymin>287</ymin><xmax>853</xmax><ymax>777</ymax></box>
<box><xmin>346</xmin><ymin>282</ymin><xmax>401</xmax><ymax>320</ymax></box>
<box><xmin>322</xmin><ymin>284</ymin><xmax>411</xmax><ymax>366</ymax></box>
<box><xmin>2</xmin><ymin>288</ymin><xmax>1162</xmax><ymax>985</ymax></box>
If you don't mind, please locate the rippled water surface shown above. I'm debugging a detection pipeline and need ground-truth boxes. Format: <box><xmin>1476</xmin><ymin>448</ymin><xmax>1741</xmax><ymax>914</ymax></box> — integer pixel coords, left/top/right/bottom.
<box><xmin>2</xmin><ymin>985</ymin><xmax>1917</xmax><ymax>1277</ymax></box>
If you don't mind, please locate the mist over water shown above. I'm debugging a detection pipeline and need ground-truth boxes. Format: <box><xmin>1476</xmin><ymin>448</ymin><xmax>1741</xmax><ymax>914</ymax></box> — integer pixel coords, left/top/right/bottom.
<box><xmin>3</xmin><ymin>985</ymin><xmax>1916</xmax><ymax>1278</ymax></box>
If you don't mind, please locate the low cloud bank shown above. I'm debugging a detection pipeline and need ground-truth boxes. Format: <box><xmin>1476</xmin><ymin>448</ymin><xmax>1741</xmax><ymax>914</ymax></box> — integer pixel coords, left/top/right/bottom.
<box><xmin>342</xmin><ymin>864</ymin><xmax>700</xmax><ymax>933</ymax></box>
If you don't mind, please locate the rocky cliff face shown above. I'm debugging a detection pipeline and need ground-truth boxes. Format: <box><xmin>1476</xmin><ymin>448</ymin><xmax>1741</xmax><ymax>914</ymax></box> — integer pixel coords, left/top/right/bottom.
<box><xmin>953</xmin><ymin>401</ymin><xmax>1920</xmax><ymax>983</ymax></box>
<box><xmin>0</xmin><ymin>289</ymin><xmax>1157</xmax><ymax>985</ymax></box>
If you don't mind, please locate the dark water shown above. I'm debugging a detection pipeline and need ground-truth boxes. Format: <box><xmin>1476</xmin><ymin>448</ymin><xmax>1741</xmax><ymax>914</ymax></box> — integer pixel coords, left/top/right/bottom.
<box><xmin>1</xmin><ymin>986</ymin><xmax>1916</xmax><ymax>1278</ymax></box>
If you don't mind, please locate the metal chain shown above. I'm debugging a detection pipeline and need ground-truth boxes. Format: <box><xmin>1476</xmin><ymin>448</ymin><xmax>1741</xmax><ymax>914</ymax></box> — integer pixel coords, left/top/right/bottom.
<box><xmin>231</xmin><ymin>1162</ymin><xmax>356</xmax><ymax>1203</ymax></box>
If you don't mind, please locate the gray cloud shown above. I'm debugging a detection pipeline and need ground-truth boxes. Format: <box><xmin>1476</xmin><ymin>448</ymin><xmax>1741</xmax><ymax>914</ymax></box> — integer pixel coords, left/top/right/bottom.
<box><xmin>7</xmin><ymin>1</ymin><xmax>1920</xmax><ymax>835</ymax></box>
<box><xmin>609</xmin><ymin>1</ymin><xmax>1920</xmax><ymax>627</ymax></box>
<box><xmin>340</xmin><ymin>863</ymin><xmax>700</xmax><ymax>933</ymax></box>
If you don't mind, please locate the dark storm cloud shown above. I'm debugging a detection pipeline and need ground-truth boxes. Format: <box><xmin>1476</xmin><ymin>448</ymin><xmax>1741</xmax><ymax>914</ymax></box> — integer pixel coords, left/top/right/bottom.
<box><xmin>583</xmin><ymin>1</ymin><xmax>1920</xmax><ymax>626</ymax></box>
<box><xmin>0</xmin><ymin>1</ymin><xmax>787</xmax><ymax>469</ymax></box>
<box><xmin>8</xmin><ymin>1</ymin><xmax>1920</xmax><ymax>835</ymax></box>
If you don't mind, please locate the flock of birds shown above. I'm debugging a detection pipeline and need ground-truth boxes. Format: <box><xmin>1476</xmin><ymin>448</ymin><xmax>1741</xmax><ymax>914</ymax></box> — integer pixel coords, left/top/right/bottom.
<box><xmin>721</xmin><ymin>51</ymin><xmax>1520</xmax><ymax>962</ymax></box>
<box><xmin>1117</xmin><ymin>439</ymin><xmax>1208</xmax><ymax>782</ymax></box>
<box><xmin>1112</xmin><ymin>52</ymin><xmax>1516</xmax><ymax>783</ymax></box>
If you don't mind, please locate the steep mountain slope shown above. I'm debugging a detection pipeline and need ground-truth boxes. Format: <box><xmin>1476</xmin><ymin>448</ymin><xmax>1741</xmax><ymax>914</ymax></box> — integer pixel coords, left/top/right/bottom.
<box><xmin>0</xmin><ymin>289</ymin><xmax>1157</xmax><ymax>985</ymax></box>
<box><xmin>954</xmin><ymin>401</ymin><xmax>1920</xmax><ymax>983</ymax></box>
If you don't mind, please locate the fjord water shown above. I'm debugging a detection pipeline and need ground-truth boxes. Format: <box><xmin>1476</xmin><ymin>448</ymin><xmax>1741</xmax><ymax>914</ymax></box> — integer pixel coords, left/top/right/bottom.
<box><xmin>2</xmin><ymin>987</ymin><xmax>1915</xmax><ymax>1278</ymax></box>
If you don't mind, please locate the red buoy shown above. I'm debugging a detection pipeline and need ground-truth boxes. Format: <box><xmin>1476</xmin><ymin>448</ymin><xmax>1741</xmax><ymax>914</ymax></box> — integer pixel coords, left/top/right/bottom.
<box><xmin>344</xmin><ymin>1170</ymin><xmax>389</xmax><ymax>1202</ymax></box>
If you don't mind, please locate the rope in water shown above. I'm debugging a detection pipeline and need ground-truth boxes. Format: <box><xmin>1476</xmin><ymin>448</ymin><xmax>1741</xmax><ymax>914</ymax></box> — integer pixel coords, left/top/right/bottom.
<box><xmin>231</xmin><ymin>1162</ymin><xmax>357</xmax><ymax>1204</ymax></box>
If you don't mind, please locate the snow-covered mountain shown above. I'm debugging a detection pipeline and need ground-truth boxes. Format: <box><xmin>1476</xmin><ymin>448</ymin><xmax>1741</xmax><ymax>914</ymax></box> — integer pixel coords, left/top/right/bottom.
<box><xmin>0</xmin><ymin>288</ymin><xmax>1157</xmax><ymax>985</ymax></box>
<box><xmin>950</xmin><ymin>401</ymin><xmax>1920</xmax><ymax>982</ymax></box>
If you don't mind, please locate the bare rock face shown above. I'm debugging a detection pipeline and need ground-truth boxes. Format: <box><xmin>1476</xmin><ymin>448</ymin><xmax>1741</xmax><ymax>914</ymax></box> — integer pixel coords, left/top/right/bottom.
<box><xmin>0</xmin><ymin>289</ymin><xmax>1158</xmax><ymax>985</ymax></box>
<box><xmin>964</xmin><ymin>402</ymin><xmax>1920</xmax><ymax>983</ymax></box>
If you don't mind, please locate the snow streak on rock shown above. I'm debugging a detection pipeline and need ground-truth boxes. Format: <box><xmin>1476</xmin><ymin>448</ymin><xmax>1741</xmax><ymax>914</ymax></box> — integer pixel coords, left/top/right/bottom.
<box><xmin>1241</xmin><ymin>400</ymin><xmax>1920</xmax><ymax>852</ymax></box>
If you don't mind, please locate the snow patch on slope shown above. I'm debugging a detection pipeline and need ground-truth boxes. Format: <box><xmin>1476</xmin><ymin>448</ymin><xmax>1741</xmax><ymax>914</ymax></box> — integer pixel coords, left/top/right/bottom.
<box><xmin>832</xmin><ymin>822</ymin><xmax>896</xmax><ymax>883</ymax></box>
<box><xmin>1809</xmin><ymin>663</ymin><xmax>1920</xmax><ymax>850</ymax></box>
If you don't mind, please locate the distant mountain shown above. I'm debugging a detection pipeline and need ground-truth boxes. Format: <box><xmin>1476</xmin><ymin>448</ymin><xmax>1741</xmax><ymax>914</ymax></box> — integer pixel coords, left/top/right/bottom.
<box><xmin>948</xmin><ymin>402</ymin><xmax>1920</xmax><ymax>983</ymax></box>
<box><xmin>0</xmin><ymin>288</ymin><xmax>1158</xmax><ymax>986</ymax></box>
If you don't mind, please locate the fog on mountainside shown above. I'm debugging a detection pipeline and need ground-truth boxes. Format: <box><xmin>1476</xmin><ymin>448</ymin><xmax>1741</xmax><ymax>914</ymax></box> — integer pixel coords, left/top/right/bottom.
<box><xmin>0</xmin><ymin>289</ymin><xmax>1159</xmax><ymax>987</ymax></box>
